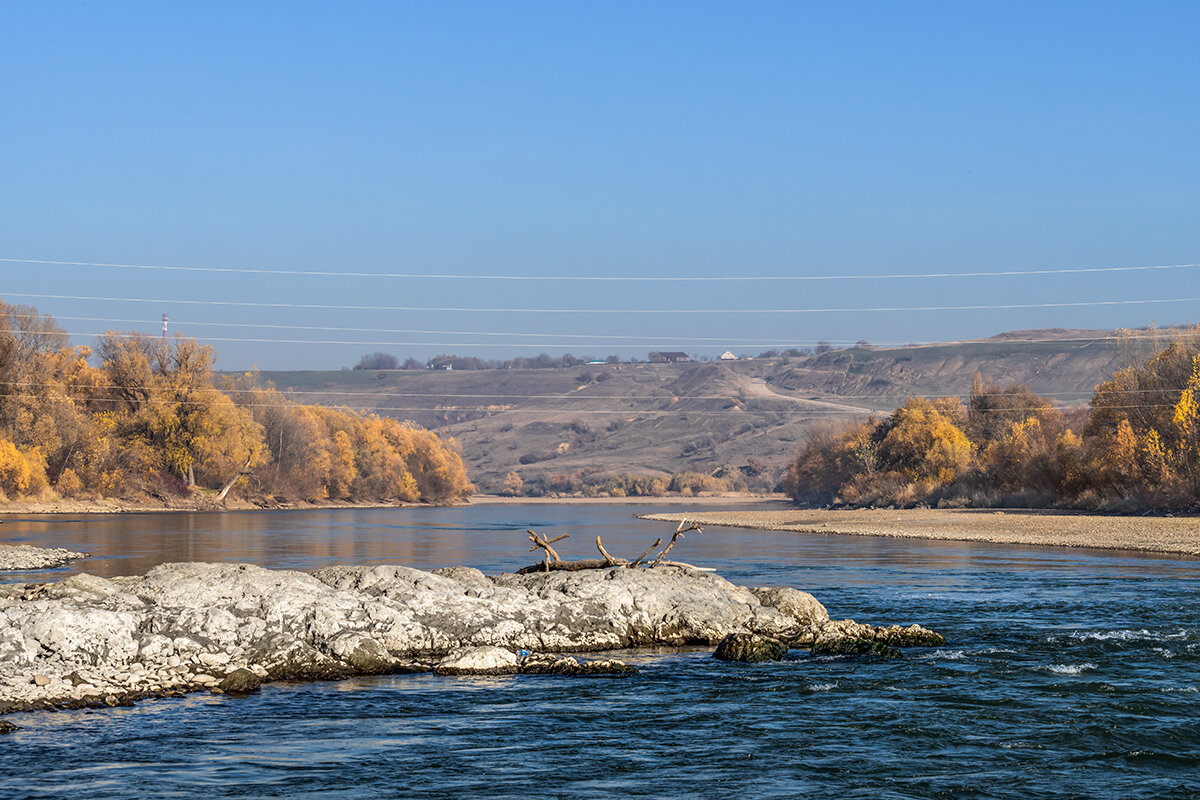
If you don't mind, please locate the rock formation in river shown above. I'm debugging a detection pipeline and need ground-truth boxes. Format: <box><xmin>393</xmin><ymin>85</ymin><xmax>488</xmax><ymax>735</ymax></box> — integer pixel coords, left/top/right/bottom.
<box><xmin>0</xmin><ymin>544</ymin><xmax>87</xmax><ymax>572</ymax></box>
<box><xmin>0</xmin><ymin>562</ymin><xmax>942</xmax><ymax>714</ymax></box>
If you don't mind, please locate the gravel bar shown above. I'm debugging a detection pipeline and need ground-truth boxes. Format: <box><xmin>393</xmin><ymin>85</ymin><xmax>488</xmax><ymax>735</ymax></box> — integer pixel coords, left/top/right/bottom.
<box><xmin>639</xmin><ymin>508</ymin><xmax>1200</xmax><ymax>556</ymax></box>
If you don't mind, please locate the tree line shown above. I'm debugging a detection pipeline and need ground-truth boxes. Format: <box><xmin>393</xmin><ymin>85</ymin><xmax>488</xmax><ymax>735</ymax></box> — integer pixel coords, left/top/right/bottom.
<box><xmin>350</xmin><ymin>347</ymin><xmax>847</xmax><ymax>371</ymax></box>
<box><xmin>354</xmin><ymin>352</ymin><xmax>622</xmax><ymax>371</ymax></box>
<box><xmin>783</xmin><ymin>329</ymin><xmax>1200</xmax><ymax>511</ymax></box>
<box><xmin>0</xmin><ymin>302</ymin><xmax>473</xmax><ymax>505</ymax></box>
<box><xmin>498</xmin><ymin>464</ymin><xmax>770</xmax><ymax>498</ymax></box>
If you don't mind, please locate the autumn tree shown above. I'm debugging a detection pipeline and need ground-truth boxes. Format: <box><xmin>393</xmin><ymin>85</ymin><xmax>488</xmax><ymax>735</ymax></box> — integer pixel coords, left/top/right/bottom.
<box><xmin>96</xmin><ymin>332</ymin><xmax>267</xmax><ymax>492</ymax></box>
<box><xmin>501</xmin><ymin>471</ymin><xmax>524</xmax><ymax>496</ymax></box>
<box><xmin>877</xmin><ymin>398</ymin><xmax>973</xmax><ymax>484</ymax></box>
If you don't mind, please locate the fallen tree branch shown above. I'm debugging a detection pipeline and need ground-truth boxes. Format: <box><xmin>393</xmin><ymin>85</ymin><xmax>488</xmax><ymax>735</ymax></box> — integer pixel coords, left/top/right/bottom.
<box><xmin>596</xmin><ymin>537</ymin><xmax>626</xmax><ymax>567</ymax></box>
<box><xmin>650</xmin><ymin>520</ymin><xmax>702</xmax><ymax>567</ymax></box>
<box><xmin>628</xmin><ymin>538</ymin><xmax>662</xmax><ymax>568</ymax></box>
<box><xmin>527</xmin><ymin>530</ymin><xmax>569</xmax><ymax>572</ymax></box>
<box><xmin>514</xmin><ymin>522</ymin><xmax>708</xmax><ymax>573</ymax></box>
<box><xmin>516</xmin><ymin>559</ymin><xmax>619</xmax><ymax>574</ymax></box>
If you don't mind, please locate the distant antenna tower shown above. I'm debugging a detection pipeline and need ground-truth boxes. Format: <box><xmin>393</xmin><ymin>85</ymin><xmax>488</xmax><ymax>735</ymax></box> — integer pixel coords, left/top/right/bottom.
<box><xmin>161</xmin><ymin>312</ymin><xmax>168</xmax><ymax>342</ymax></box>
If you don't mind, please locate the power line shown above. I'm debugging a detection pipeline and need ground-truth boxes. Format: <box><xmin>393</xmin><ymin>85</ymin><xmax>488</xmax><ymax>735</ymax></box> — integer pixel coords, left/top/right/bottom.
<box><xmin>4</xmin><ymin>257</ymin><xmax>1198</xmax><ymax>282</ymax></box>
<box><xmin>0</xmin><ymin>391</ymin><xmax>1182</xmax><ymax>416</ymax></box>
<box><xmin>0</xmin><ymin>327</ymin><xmax>856</xmax><ymax>350</ymax></box>
<box><xmin>4</xmin><ymin>290</ymin><xmax>1199</xmax><ymax>315</ymax></box>
<box><xmin>4</xmin><ymin>311</ymin><xmax>1162</xmax><ymax>349</ymax></box>
<box><xmin>6</xmin><ymin>376</ymin><xmax>1180</xmax><ymax>402</ymax></box>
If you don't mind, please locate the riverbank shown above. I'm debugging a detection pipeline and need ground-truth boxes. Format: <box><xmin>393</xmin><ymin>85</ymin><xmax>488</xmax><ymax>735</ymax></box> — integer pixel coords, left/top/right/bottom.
<box><xmin>0</xmin><ymin>496</ymin><xmax>434</xmax><ymax>516</ymax></box>
<box><xmin>639</xmin><ymin>508</ymin><xmax>1200</xmax><ymax>556</ymax></box>
<box><xmin>0</xmin><ymin>493</ymin><xmax>783</xmax><ymax>516</ymax></box>
<box><xmin>470</xmin><ymin>493</ymin><xmax>785</xmax><ymax>506</ymax></box>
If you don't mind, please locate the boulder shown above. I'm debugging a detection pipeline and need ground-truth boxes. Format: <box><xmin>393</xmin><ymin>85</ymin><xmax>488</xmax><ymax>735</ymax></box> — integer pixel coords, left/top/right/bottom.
<box><xmin>433</xmin><ymin>646</ymin><xmax>518</xmax><ymax>676</ymax></box>
<box><xmin>819</xmin><ymin>620</ymin><xmax>945</xmax><ymax>648</ymax></box>
<box><xmin>519</xmin><ymin>653</ymin><xmax>636</xmax><ymax>675</ymax></box>
<box><xmin>0</xmin><ymin>719</ymin><xmax>16</xmax><ymax>734</ymax></box>
<box><xmin>751</xmin><ymin>587</ymin><xmax>829</xmax><ymax>627</ymax></box>
<box><xmin>219</xmin><ymin>668</ymin><xmax>262</xmax><ymax>694</ymax></box>
<box><xmin>810</xmin><ymin>637</ymin><xmax>901</xmax><ymax>658</ymax></box>
<box><xmin>713</xmin><ymin>632</ymin><xmax>788</xmax><ymax>663</ymax></box>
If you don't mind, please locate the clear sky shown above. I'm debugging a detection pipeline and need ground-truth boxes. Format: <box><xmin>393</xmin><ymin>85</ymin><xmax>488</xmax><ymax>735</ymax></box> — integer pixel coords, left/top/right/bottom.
<box><xmin>2</xmin><ymin>1</ymin><xmax>1198</xmax><ymax>369</ymax></box>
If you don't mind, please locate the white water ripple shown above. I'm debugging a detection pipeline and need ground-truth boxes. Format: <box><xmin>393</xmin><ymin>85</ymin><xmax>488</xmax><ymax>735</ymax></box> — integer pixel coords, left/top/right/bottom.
<box><xmin>1039</xmin><ymin>663</ymin><xmax>1097</xmax><ymax>675</ymax></box>
<box><xmin>1065</xmin><ymin>628</ymin><xmax>1193</xmax><ymax>643</ymax></box>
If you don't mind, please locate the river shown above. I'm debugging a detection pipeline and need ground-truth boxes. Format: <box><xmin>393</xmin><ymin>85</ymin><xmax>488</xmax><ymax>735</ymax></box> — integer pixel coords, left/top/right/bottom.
<box><xmin>3</xmin><ymin>504</ymin><xmax>1199</xmax><ymax>798</ymax></box>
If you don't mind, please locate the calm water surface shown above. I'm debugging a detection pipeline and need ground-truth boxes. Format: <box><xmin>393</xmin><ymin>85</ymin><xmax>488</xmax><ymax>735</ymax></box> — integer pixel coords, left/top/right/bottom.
<box><xmin>3</xmin><ymin>504</ymin><xmax>1200</xmax><ymax>799</ymax></box>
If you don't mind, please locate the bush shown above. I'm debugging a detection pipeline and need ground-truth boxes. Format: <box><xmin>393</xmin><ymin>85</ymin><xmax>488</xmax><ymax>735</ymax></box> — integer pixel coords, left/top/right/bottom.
<box><xmin>56</xmin><ymin>467</ymin><xmax>83</xmax><ymax>498</ymax></box>
<box><xmin>354</xmin><ymin>352</ymin><xmax>399</xmax><ymax>370</ymax></box>
<box><xmin>0</xmin><ymin>440</ymin><xmax>47</xmax><ymax>499</ymax></box>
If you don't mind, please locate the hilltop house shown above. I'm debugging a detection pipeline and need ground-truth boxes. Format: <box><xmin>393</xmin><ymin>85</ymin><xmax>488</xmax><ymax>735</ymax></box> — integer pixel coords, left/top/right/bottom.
<box><xmin>719</xmin><ymin>351</ymin><xmax>737</xmax><ymax>360</ymax></box>
<box><xmin>658</xmin><ymin>352</ymin><xmax>690</xmax><ymax>363</ymax></box>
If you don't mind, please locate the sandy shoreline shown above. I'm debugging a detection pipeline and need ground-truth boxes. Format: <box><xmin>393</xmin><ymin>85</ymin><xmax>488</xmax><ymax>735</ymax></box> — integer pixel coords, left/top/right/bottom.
<box><xmin>639</xmin><ymin>508</ymin><xmax>1200</xmax><ymax>557</ymax></box>
<box><xmin>0</xmin><ymin>498</ymin><xmax>428</xmax><ymax>516</ymax></box>
<box><xmin>0</xmin><ymin>493</ymin><xmax>784</xmax><ymax>516</ymax></box>
<box><xmin>468</xmin><ymin>493</ymin><xmax>785</xmax><ymax>506</ymax></box>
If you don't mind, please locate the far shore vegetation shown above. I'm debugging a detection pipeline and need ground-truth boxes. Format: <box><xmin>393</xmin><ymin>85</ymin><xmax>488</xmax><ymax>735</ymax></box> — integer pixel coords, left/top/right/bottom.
<box><xmin>0</xmin><ymin>302</ymin><xmax>473</xmax><ymax>507</ymax></box>
<box><xmin>784</xmin><ymin>328</ymin><xmax>1200</xmax><ymax>513</ymax></box>
<box><xmin>496</xmin><ymin>464</ymin><xmax>773</xmax><ymax>499</ymax></box>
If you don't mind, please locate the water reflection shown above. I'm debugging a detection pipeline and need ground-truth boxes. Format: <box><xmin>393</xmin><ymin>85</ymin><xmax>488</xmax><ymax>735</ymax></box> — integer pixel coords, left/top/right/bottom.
<box><xmin>2</xmin><ymin>504</ymin><xmax>1199</xmax><ymax>589</ymax></box>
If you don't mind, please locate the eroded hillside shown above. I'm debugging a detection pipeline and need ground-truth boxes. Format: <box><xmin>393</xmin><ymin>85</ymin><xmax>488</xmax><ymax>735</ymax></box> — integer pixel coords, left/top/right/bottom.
<box><xmin>259</xmin><ymin>329</ymin><xmax>1127</xmax><ymax>492</ymax></box>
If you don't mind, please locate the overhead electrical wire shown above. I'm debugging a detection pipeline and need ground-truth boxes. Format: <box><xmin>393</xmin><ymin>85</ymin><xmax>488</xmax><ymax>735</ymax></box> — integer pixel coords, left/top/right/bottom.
<box><xmin>0</xmin><ymin>311</ymin><xmax>1168</xmax><ymax>350</ymax></box>
<box><xmin>0</xmin><ymin>378</ymin><xmax>1162</xmax><ymax>401</ymax></box>
<box><xmin>3</xmin><ymin>257</ymin><xmax>1198</xmax><ymax>282</ymax></box>
<box><xmin>0</xmin><ymin>391</ymin><xmax>1183</xmax><ymax>416</ymax></box>
<box><xmin>8</xmin><ymin>310</ymin><xmax>1183</xmax><ymax>346</ymax></box>
<box><xmin>2</xmin><ymin>290</ymin><xmax>1198</xmax><ymax>315</ymax></box>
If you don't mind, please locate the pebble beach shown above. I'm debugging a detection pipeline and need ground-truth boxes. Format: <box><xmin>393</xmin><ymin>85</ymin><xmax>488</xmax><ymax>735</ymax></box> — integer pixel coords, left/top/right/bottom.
<box><xmin>640</xmin><ymin>508</ymin><xmax>1200</xmax><ymax>556</ymax></box>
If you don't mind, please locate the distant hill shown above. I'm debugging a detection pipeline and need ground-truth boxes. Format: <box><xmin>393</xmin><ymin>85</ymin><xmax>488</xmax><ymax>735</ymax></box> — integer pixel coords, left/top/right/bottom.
<box><xmin>257</xmin><ymin>328</ymin><xmax>1133</xmax><ymax>492</ymax></box>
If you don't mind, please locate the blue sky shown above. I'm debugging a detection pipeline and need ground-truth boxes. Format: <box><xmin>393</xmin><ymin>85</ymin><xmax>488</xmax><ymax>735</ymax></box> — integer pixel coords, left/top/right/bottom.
<box><xmin>2</xmin><ymin>1</ymin><xmax>1198</xmax><ymax>368</ymax></box>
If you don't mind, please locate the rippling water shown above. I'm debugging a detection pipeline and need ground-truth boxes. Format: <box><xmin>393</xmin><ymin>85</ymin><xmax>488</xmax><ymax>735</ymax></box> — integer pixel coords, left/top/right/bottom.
<box><xmin>4</xmin><ymin>504</ymin><xmax>1200</xmax><ymax>798</ymax></box>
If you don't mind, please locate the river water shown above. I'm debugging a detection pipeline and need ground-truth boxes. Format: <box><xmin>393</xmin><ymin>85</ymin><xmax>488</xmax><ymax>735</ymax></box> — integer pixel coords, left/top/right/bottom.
<box><xmin>3</xmin><ymin>504</ymin><xmax>1200</xmax><ymax>799</ymax></box>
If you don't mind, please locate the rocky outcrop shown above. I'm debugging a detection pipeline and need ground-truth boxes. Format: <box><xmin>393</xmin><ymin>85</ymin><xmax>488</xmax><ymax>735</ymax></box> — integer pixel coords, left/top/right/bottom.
<box><xmin>713</xmin><ymin>632</ymin><xmax>788</xmax><ymax>662</ymax></box>
<box><xmin>0</xmin><ymin>562</ymin><xmax>807</xmax><ymax>712</ymax></box>
<box><xmin>806</xmin><ymin>620</ymin><xmax>945</xmax><ymax>659</ymax></box>
<box><xmin>0</xmin><ymin>562</ymin><xmax>942</xmax><ymax>715</ymax></box>
<box><xmin>0</xmin><ymin>544</ymin><xmax>87</xmax><ymax>571</ymax></box>
<box><xmin>810</xmin><ymin>638</ymin><xmax>902</xmax><ymax>658</ymax></box>
<box><xmin>434</xmin><ymin>646</ymin><xmax>519</xmax><ymax>675</ymax></box>
<box><xmin>816</xmin><ymin>620</ymin><xmax>945</xmax><ymax>649</ymax></box>
<box><xmin>750</xmin><ymin>588</ymin><xmax>829</xmax><ymax>628</ymax></box>
<box><xmin>519</xmin><ymin>653</ymin><xmax>635</xmax><ymax>675</ymax></box>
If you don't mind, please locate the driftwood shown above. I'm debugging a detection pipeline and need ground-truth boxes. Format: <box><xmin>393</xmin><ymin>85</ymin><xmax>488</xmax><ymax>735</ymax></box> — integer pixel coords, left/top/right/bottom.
<box><xmin>596</xmin><ymin>537</ymin><xmax>624</xmax><ymax>567</ymax></box>
<box><xmin>651</xmin><ymin>521</ymin><xmax>702</xmax><ymax>567</ymax></box>
<box><xmin>527</xmin><ymin>530</ymin><xmax>570</xmax><ymax>572</ymax></box>
<box><xmin>629</xmin><ymin>538</ymin><xmax>662</xmax><ymax>568</ymax></box>
<box><xmin>516</xmin><ymin>521</ymin><xmax>704</xmax><ymax>573</ymax></box>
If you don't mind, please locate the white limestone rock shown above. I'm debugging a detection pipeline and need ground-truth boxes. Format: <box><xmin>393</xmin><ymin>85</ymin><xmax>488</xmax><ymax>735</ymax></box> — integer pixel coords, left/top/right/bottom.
<box><xmin>433</xmin><ymin>646</ymin><xmax>518</xmax><ymax>675</ymax></box>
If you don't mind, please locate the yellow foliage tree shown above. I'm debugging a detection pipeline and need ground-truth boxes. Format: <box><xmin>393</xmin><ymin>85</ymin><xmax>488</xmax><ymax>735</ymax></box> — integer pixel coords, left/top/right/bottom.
<box><xmin>879</xmin><ymin>398</ymin><xmax>973</xmax><ymax>484</ymax></box>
